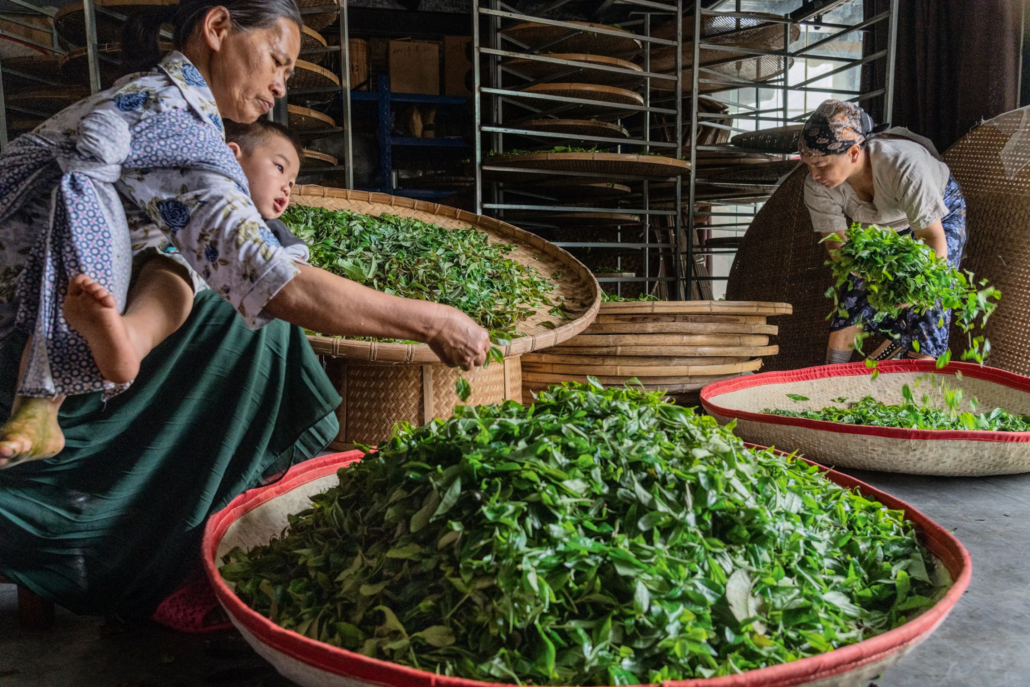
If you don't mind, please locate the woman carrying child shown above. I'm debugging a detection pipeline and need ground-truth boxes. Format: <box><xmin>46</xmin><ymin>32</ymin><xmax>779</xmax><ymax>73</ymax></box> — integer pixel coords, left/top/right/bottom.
<box><xmin>0</xmin><ymin>0</ymin><xmax>488</xmax><ymax>628</ymax></box>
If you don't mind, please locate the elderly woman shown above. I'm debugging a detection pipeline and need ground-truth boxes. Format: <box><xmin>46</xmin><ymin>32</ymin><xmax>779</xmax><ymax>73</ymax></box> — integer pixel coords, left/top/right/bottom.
<box><xmin>0</xmin><ymin>0</ymin><xmax>489</xmax><ymax>625</ymax></box>
<box><xmin>800</xmin><ymin>100</ymin><xmax>967</xmax><ymax>363</ymax></box>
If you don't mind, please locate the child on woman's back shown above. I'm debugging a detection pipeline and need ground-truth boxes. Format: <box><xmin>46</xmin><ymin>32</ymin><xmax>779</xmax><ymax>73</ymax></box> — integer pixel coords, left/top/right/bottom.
<box><xmin>0</xmin><ymin>120</ymin><xmax>308</xmax><ymax>463</ymax></box>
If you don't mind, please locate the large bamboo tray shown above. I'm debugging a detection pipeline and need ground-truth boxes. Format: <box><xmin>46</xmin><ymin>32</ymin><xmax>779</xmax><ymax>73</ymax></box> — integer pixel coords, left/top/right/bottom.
<box><xmin>520</xmin><ymin>118</ymin><xmax>629</xmax><ymax>140</ymax></box>
<box><xmin>706</xmin><ymin>160</ymin><xmax>801</xmax><ymax>186</ymax></box>
<box><xmin>302</xmin><ymin>149</ymin><xmax>338</xmax><ymax>167</ymax></box>
<box><xmin>289</xmin><ymin>60</ymin><xmax>341</xmax><ymax>90</ymax></box>
<box><xmin>507</xmin><ymin>211</ymin><xmax>641</xmax><ymax>227</ymax></box>
<box><xmin>483</xmin><ymin>152</ymin><xmax>690</xmax><ymax>181</ymax></box>
<box><xmin>292</xmin><ymin>187</ymin><xmax>600</xmax><ymax>363</ymax></box>
<box><xmin>6</xmin><ymin>88</ymin><xmax>90</xmax><ymax>115</ymax></box>
<box><xmin>205</xmin><ymin>449</ymin><xmax>969</xmax><ymax>687</ymax></box>
<box><xmin>730</xmin><ymin>124</ymin><xmax>803</xmax><ymax>153</ymax></box>
<box><xmin>297</xmin><ymin>0</ymin><xmax>340</xmax><ymax>31</ymax></box>
<box><xmin>300</xmin><ymin>26</ymin><xmax>328</xmax><ymax>62</ymax></box>
<box><xmin>594</xmin><ymin>300</ymin><xmax>792</xmax><ymax>316</ymax></box>
<box><xmin>288</xmin><ymin>104</ymin><xmax>337</xmax><ymax>131</ymax></box>
<box><xmin>61</xmin><ymin>44</ymin><xmax>125</xmax><ymax>89</ymax></box>
<box><xmin>54</xmin><ymin>0</ymin><xmax>175</xmax><ymax>45</ymax></box>
<box><xmin>501</xmin><ymin>21</ymin><xmax>641</xmax><ymax>57</ymax></box>
<box><xmin>703</xmin><ymin>360</ymin><xmax>1030</xmax><ymax>476</ymax></box>
<box><xmin>504</xmin><ymin>54</ymin><xmax>643</xmax><ymax>85</ymax></box>
<box><xmin>1</xmin><ymin>55</ymin><xmax>63</xmax><ymax>93</ymax></box>
<box><xmin>522</xmin><ymin>83</ymin><xmax>643</xmax><ymax>117</ymax></box>
<box><xmin>523</xmin><ymin>178</ymin><xmax>632</xmax><ymax>198</ymax></box>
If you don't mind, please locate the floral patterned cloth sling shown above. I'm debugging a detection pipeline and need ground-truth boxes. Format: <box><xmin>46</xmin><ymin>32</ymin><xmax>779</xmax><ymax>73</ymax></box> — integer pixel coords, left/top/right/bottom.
<box><xmin>0</xmin><ymin>52</ymin><xmax>300</xmax><ymax>398</ymax></box>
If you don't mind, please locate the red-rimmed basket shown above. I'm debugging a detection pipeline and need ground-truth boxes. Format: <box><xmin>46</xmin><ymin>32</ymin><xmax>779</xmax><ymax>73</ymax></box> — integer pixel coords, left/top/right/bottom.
<box><xmin>203</xmin><ymin>450</ymin><xmax>971</xmax><ymax>687</ymax></box>
<box><xmin>702</xmin><ymin>360</ymin><xmax>1030</xmax><ymax>476</ymax></box>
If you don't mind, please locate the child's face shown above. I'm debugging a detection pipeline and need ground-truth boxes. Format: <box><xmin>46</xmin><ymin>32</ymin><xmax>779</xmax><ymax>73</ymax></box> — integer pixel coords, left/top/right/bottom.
<box><xmin>231</xmin><ymin>135</ymin><xmax>300</xmax><ymax>220</ymax></box>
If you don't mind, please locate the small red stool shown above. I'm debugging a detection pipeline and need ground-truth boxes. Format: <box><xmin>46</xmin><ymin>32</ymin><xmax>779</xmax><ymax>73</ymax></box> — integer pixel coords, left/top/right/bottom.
<box><xmin>0</xmin><ymin>575</ymin><xmax>55</xmax><ymax>630</ymax></box>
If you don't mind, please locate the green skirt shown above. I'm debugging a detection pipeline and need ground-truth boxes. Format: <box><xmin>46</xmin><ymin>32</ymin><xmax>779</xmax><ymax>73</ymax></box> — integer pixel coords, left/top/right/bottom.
<box><xmin>0</xmin><ymin>290</ymin><xmax>341</xmax><ymax>616</ymax></box>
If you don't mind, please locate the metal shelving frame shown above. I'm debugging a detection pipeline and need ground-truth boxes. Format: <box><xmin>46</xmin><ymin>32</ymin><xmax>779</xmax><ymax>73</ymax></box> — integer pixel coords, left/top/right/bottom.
<box><xmin>0</xmin><ymin>0</ymin><xmax>103</xmax><ymax>150</ymax></box>
<box><xmin>472</xmin><ymin>0</ymin><xmax>688</xmax><ymax>298</ymax></box>
<box><xmin>685</xmin><ymin>0</ymin><xmax>898</xmax><ymax>298</ymax></box>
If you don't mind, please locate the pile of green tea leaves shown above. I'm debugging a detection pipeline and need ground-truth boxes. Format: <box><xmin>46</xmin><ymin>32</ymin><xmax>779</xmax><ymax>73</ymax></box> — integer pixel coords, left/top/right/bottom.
<box><xmin>284</xmin><ymin>206</ymin><xmax>559</xmax><ymax>340</ymax></box>
<box><xmin>764</xmin><ymin>385</ymin><xmax>1030</xmax><ymax>432</ymax></box>
<box><xmin>220</xmin><ymin>381</ymin><xmax>948</xmax><ymax>685</ymax></box>
<box><xmin>601</xmin><ymin>292</ymin><xmax>659</xmax><ymax>302</ymax></box>
<box><xmin>824</xmin><ymin>223</ymin><xmax>1000</xmax><ymax>365</ymax></box>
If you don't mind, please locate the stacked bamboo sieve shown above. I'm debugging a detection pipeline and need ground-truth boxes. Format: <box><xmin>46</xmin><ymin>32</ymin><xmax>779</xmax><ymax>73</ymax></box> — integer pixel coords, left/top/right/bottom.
<box><xmin>522</xmin><ymin>300</ymin><xmax>791</xmax><ymax>402</ymax></box>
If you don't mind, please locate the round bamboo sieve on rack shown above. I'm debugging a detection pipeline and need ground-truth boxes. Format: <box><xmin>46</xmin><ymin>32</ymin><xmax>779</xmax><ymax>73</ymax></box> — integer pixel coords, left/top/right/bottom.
<box><xmin>519</xmin><ymin>118</ymin><xmax>629</xmax><ymax>140</ymax></box>
<box><xmin>299</xmin><ymin>26</ymin><xmax>328</xmax><ymax>63</ymax></box>
<box><xmin>503</xmin><ymin>54</ymin><xmax>643</xmax><ymax>86</ymax></box>
<box><xmin>289</xmin><ymin>187</ymin><xmax>600</xmax><ymax>447</ymax></box>
<box><xmin>501</xmin><ymin>21</ymin><xmax>641</xmax><ymax>57</ymax></box>
<box><xmin>731</xmin><ymin>124</ymin><xmax>804</xmax><ymax>153</ymax></box>
<box><xmin>288</xmin><ymin>104</ymin><xmax>337</xmax><ymax>131</ymax></box>
<box><xmin>296</xmin><ymin>0</ymin><xmax>340</xmax><ymax>31</ymax></box>
<box><xmin>302</xmin><ymin>149</ymin><xmax>338</xmax><ymax>167</ymax></box>
<box><xmin>482</xmin><ymin>152</ymin><xmax>690</xmax><ymax>181</ymax></box>
<box><xmin>289</xmin><ymin>60</ymin><xmax>341</xmax><ymax>91</ymax></box>
<box><xmin>6</xmin><ymin>87</ymin><xmax>90</xmax><ymax>115</ymax></box>
<box><xmin>506</xmin><ymin>211</ymin><xmax>642</xmax><ymax>227</ymax></box>
<box><xmin>1</xmin><ymin>55</ymin><xmax>63</xmax><ymax>93</ymax></box>
<box><xmin>54</xmin><ymin>0</ymin><xmax>176</xmax><ymax>46</ymax></box>
<box><xmin>522</xmin><ymin>83</ymin><xmax>643</xmax><ymax>118</ymax></box>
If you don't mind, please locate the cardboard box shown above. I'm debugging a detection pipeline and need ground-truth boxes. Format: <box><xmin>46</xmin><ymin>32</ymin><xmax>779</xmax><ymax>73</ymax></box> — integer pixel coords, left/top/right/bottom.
<box><xmin>444</xmin><ymin>36</ymin><xmax>472</xmax><ymax>96</ymax></box>
<box><xmin>388</xmin><ymin>40</ymin><xmax>440</xmax><ymax>95</ymax></box>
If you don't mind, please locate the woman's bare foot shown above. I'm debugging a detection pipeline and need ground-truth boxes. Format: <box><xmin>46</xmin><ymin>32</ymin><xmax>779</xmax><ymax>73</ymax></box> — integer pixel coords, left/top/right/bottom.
<box><xmin>0</xmin><ymin>396</ymin><xmax>65</xmax><ymax>468</ymax></box>
<box><xmin>62</xmin><ymin>274</ymin><xmax>140</xmax><ymax>384</ymax></box>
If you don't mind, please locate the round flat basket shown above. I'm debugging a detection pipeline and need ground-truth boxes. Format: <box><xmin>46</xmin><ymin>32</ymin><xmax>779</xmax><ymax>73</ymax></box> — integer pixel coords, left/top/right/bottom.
<box><xmin>300</xmin><ymin>25</ymin><xmax>328</xmax><ymax>63</ymax></box>
<box><xmin>524</xmin><ymin>352</ymin><xmax>750</xmax><ymax>366</ymax></box>
<box><xmin>507</xmin><ymin>211</ymin><xmax>641</xmax><ymax>227</ymax></box>
<box><xmin>54</xmin><ymin>0</ymin><xmax>175</xmax><ymax>45</ymax></box>
<box><xmin>597</xmin><ymin>313</ymin><xmax>767</xmax><ymax>324</ymax></box>
<box><xmin>6</xmin><ymin>87</ymin><xmax>90</xmax><ymax>115</ymax></box>
<box><xmin>702</xmin><ymin>359</ymin><xmax>1030</xmax><ymax>476</ymax></box>
<box><xmin>1</xmin><ymin>55</ymin><xmax>63</xmax><ymax>93</ymax></box>
<box><xmin>596</xmin><ymin>300</ymin><xmax>791</xmax><ymax>316</ymax></box>
<box><xmin>557</xmin><ymin>333</ymin><xmax>771</xmax><ymax>347</ymax></box>
<box><xmin>523</xmin><ymin>357</ymin><xmax>762</xmax><ymax>378</ymax></box>
<box><xmin>553</xmin><ymin>343</ymin><xmax>780</xmax><ymax>357</ymax></box>
<box><xmin>292</xmin><ymin>187</ymin><xmax>600</xmax><ymax>363</ymax></box>
<box><xmin>524</xmin><ymin>178</ymin><xmax>632</xmax><ymax>199</ymax></box>
<box><xmin>288</xmin><ymin>104</ymin><xmax>337</xmax><ymax>131</ymax></box>
<box><xmin>730</xmin><ymin>124</ymin><xmax>803</xmax><ymax>153</ymax></box>
<box><xmin>504</xmin><ymin>53</ymin><xmax>643</xmax><ymax>86</ymax></box>
<box><xmin>484</xmin><ymin>152</ymin><xmax>689</xmax><ymax>180</ymax></box>
<box><xmin>297</xmin><ymin>0</ymin><xmax>340</xmax><ymax>31</ymax></box>
<box><xmin>522</xmin><ymin>83</ymin><xmax>643</xmax><ymax>118</ymax></box>
<box><xmin>60</xmin><ymin>43</ymin><xmax>132</xmax><ymax>89</ymax></box>
<box><xmin>520</xmin><ymin>118</ymin><xmax>629</xmax><ymax>140</ymax></box>
<box><xmin>584</xmin><ymin>321</ymin><xmax>777</xmax><ymax>335</ymax></box>
<box><xmin>501</xmin><ymin>21</ymin><xmax>641</xmax><ymax>57</ymax></box>
<box><xmin>204</xmin><ymin>450</ymin><xmax>970</xmax><ymax>687</ymax></box>
<box><xmin>302</xmin><ymin>150</ymin><xmax>338</xmax><ymax>167</ymax></box>
<box><xmin>706</xmin><ymin>160</ymin><xmax>801</xmax><ymax>187</ymax></box>
<box><xmin>290</xmin><ymin>59</ymin><xmax>341</xmax><ymax>91</ymax></box>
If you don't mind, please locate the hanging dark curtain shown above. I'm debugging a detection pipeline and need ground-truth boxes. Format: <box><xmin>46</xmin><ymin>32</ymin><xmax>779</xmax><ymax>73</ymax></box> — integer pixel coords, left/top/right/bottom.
<box><xmin>863</xmin><ymin>0</ymin><xmax>1023</xmax><ymax>152</ymax></box>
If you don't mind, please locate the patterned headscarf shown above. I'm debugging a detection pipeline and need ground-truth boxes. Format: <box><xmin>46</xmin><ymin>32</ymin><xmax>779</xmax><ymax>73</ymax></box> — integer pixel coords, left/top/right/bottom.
<box><xmin>799</xmin><ymin>100</ymin><xmax>882</xmax><ymax>157</ymax></box>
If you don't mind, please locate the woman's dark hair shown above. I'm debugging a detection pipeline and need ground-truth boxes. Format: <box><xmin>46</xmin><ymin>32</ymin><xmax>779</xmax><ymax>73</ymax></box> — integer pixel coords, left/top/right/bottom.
<box><xmin>122</xmin><ymin>0</ymin><xmax>303</xmax><ymax>75</ymax></box>
<box><xmin>223</xmin><ymin>118</ymin><xmax>304</xmax><ymax>162</ymax></box>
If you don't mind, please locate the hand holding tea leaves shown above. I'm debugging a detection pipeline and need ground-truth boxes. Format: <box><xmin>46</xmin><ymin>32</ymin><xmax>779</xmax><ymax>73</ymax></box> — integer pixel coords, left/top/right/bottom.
<box><xmin>823</xmin><ymin>223</ymin><xmax>1000</xmax><ymax>367</ymax></box>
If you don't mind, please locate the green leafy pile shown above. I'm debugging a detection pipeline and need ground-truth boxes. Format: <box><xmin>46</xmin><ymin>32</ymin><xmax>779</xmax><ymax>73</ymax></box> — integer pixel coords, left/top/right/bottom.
<box><xmin>824</xmin><ymin>223</ymin><xmax>1000</xmax><ymax>365</ymax></box>
<box><xmin>601</xmin><ymin>292</ymin><xmax>659</xmax><ymax>302</ymax></box>
<box><xmin>283</xmin><ymin>206</ymin><xmax>559</xmax><ymax>339</ymax></box>
<box><xmin>220</xmin><ymin>382</ymin><xmax>948</xmax><ymax>685</ymax></box>
<box><xmin>765</xmin><ymin>386</ymin><xmax>1030</xmax><ymax>432</ymax></box>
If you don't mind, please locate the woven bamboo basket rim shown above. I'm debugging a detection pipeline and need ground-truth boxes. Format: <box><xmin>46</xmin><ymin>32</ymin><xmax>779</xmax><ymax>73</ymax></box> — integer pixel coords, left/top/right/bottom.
<box><xmin>705</xmin><ymin>236</ymin><xmax>743</xmax><ymax>248</ymax></box>
<box><xmin>584</xmin><ymin>321</ymin><xmax>777</xmax><ymax>335</ymax></box>
<box><xmin>650</xmin><ymin>57</ymin><xmax>793</xmax><ymax>91</ymax></box>
<box><xmin>730</xmin><ymin>124</ymin><xmax>803</xmax><ymax>153</ymax></box>
<box><xmin>6</xmin><ymin>87</ymin><xmax>90</xmax><ymax>110</ymax></box>
<box><xmin>551</xmin><ymin>343</ymin><xmax>779</xmax><ymax>357</ymax></box>
<box><xmin>203</xmin><ymin>449</ymin><xmax>970</xmax><ymax>687</ymax></box>
<box><xmin>504</xmin><ymin>53</ymin><xmax>643</xmax><ymax>86</ymax></box>
<box><xmin>500</xmin><ymin>21</ymin><xmax>641</xmax><ymax>57</ymax></box>
<box><xmin>2</xmin><ymin>55</ymin><xmax>64</xmax><ymax>92</ymax></box>
<box><xmin>521</xmin><ymin>118</ymin><xmax>630</xmax><ymax>139</ymax></box>
<box><xmin>648</xmin><ymin>15</ymin><xmax>800</xmax><ymax>75</ymax></box>
<box><xmin>508</xmin><ymin>211</ymin><xmax>641</xmax><ymax>226</ymax></box>
<box><xmin>296</xmin><ymin>0</ymin><xmax>340</xmax><ymax>30</ymax></box>
<box><xmin>596</xmin><ymin>313</ymin><xmax>766</xmax><ymax>324</ymax></box>
<box><xmin>523</xmin><ymin>358</ymin><xmax>762</xmax><ymax>378</ymax></box>
<box><xmin>702</xmin><ymin>361</ymin><xmax>1030</xmax><ymax>476</ymax></box>
<box><xmin>557</xmin><ymin>333</ymin><xmax>770</xmax><ymax>347</ymax></box>
<box><xmin>302</xmin><ymin>149</ymin><xmax>338</xmax><ymax>166</ymax></box>
<box><xmin>290</xmin><ymin>60</ymin><xmax>341</xmax><ymax>90</ymax></box>
<box><xmin>523</xmin><ymin>377</ymin><xmax>738</xmax><ymax>393</ymax></box>
<box><xmin>54</xmin><ymin>0</ymin><xmax>176</xmax><ymax>44</ymax></box>
<box><xmin>485</xmin><ymin>152</ymin><xmax>690</xmax><ymax>178</ymax></box>
<box><xmin>292</xmin><ymin>186</ymin><xmax>601</xmax><ymax>362</ymax></box>
<box><xmin>522</xmin><ymin>83</ymin><xmax>644</xmax><ymax>115</ymax></box>
<box><xmin>302</xmin><ymin>25</ymin><xmax>327</xmax><ymax>50</ymax></box>
<box><xmin>522</xmin><ymin>352</ymin><xmax>750</xmax><ymax>366</ymax></box>
<box><xmin>288</xmin><ymin>104</ymin><xmax>337</xmax><ymax>130</ymax></box>
<box><xmin>593</xmin><ymin>272</ymin><xmax>635</xmax><ymax>278</ymax></box>
<box><xmin>706</xmin><ymin>160</ymin><xmax>801</xmax><ymax>186</ymax></box>
<box><xmin>591</xmin><ymin>300</ymin><xmax>791</xmax><ymax>316</ymax></box>
<box><xmin>525</xmin><ymin>178</ymin><xmax>632</xmax><ymax>197</ymax></box>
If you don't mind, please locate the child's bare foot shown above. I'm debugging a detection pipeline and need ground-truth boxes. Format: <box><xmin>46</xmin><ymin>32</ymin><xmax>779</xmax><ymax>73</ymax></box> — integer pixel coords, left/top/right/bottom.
<box><xmin>62</xmin><ymin>274</ymin><xmax>140</xmax><ymax>384</ymax></box>
<box><xmin>0</xmin><ymin>396</ymin><xmax>64</xmax><ymax>468</ymax></box>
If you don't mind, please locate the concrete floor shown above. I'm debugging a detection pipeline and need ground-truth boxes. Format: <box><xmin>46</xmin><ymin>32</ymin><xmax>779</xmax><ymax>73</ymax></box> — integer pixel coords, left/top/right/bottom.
<box><xmin>1</xmin><ymin>468</ymin><xmax>1027</xmax><ymax>687</ymax></box>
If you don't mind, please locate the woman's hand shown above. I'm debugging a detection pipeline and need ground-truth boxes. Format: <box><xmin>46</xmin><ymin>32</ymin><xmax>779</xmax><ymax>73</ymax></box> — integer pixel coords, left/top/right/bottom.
<box><xmin>425</xmin><ymin>305</ymin><xmax>491</xmax><ymax>370</ymax></box>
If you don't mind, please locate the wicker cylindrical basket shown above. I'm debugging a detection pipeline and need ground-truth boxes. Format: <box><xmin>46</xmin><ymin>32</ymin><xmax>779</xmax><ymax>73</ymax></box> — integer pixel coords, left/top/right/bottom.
<box><xmin>290</xmin><ymin>187</ymin><xmax>600</xmax><ymax>446</ymax></box>
<box><xmin>203</xmin><ymin>450</ymin><xmax>971</xmax><ymax>687</ymax></box>
<box><xmin>702</xmin><ymin>359</ymin><xmax>1030</xmax><ymax>476</ymax></box>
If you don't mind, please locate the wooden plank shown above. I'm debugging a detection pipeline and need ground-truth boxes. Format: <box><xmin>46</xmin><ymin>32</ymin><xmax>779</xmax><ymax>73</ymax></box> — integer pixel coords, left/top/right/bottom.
<box><xmin>583</xmin><ymin>322</ymin><xmax>777</xmax><ymax>335</ymax></box>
